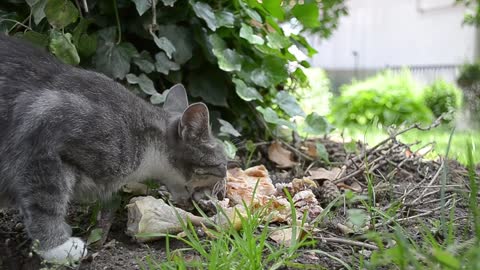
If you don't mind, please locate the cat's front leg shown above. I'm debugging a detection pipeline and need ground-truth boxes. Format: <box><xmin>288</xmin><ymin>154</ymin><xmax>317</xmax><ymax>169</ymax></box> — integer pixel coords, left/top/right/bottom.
<box><xmin>18</xmin><ymin>157</ymin><xmax>87</xmax><ymax>262</ymax></box>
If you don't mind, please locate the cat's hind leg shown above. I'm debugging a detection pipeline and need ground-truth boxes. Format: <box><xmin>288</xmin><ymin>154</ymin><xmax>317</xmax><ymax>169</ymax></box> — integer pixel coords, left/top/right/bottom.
<box><xmin>17</xmin><ymin>155</ymin><xmax>87</xmax><ymax>262</ymax></box>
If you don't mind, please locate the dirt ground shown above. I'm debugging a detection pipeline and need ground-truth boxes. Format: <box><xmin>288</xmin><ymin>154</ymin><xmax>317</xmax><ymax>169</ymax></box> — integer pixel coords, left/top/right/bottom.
<box><xmin>0</xmin><ymin>137</ymin><xmax>475</xmax><ymax>270</ymax></box>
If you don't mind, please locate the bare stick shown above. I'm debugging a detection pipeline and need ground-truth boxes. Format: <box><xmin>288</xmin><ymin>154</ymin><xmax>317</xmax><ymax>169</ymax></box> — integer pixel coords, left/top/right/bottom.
<box><xmin>319</xmin><ymin>236</ymin><xmax>379</xmax><ymax>250</ymax></box>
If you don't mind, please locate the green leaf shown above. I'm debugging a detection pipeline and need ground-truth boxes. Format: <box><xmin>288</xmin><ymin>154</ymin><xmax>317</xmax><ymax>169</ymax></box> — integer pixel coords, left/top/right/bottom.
<box><xmin>344</xmin><ymin>141</ymin><xmax>357</xmax><ymax>154</ymax></box>
<box><xmin>262</xmin><ymin>0</ymin><xmax>284</xmax><ymax>20</ymax></box>
<box><xmin>126</xmin><ymin>73</ymin><xmax>157</xmax><ymax>95</ymax></box>
<box><xmin>347</xmin><ymin>209</ymin><xmax>367</xmax><ymax>228</ymax></box>
<box><xmin>303</xmin><ymin>112</ymin><xmax>330</xmax><ymax>135</ymax></box>
<box><xmin>315</xmin><ymin>142</ymin><xmax>329</xmax><ymax>163</ymax></box>
<box><xmin>291</xmin><ymin>34</ymin><xmax>317</xmax><ymax>57</ymax></box>
<box><xmin>131</xmin><ymin>0</ymin><xmax>149</xmax><ymax>16</ymax></box>
<box><xmin>292</xmin><ymin>3</ymin><xmax>320</xmax><ymax>28</ymax></box>
<box><xmin>87</xmin><ymin>228</ymin><xmax>103</xmax><ymax>245</ymax></box>
<box><xmin>48</xmin><ymin>31</ymin><xmax>80</xmax><ymax>65</ymax></box>
<box><xmin>215</xmin><ymin>10</ymin><xmax>235</xmax><ymax>28</ymax></box>
<box><xmin>256</xmin><ymin>106</ymin><xmax>295</xmax><ymax>130</ymax></box>
<box><xmin>151</xmin><ymin>33</ymin><xmax>176</xmax><ymax>59</ymax></box>
<box><xmin>216</xmin><ymin>49</ymin><xmax>242</xmax><ymax>72</ymax></box>
<box><xmin>222</xmin><ymin>140</ymin><xmax>237</xmax><ymax>159</ymax></box>
<box><xmin>157</xmin><ymin>24</ymin><xmax>193</xmax><ymax>64</ymax></box>
<box><xmin>95</xmin><ymin>27</ymin><xmax>138</xmax><ymax>79</ymax></box>
<box><xmin>154</xmin><ymin>52</ymin><xmax>180</xmax><ymax>75</ymax></box>
<box><xmin>239</xmin><ymin>1</ymin><xmax>262</xmax><ymax>23</ymax></box>
<box><xmin>232</xmin><ymin>78</ymin><xmax>263</xmax><ymax>102</ymax></box>
<box><xmin>209</xmin><ymin>34</ymin><xmax>242</xmax><ymax>72</ymax></box>
<box><xmin>239</xmin><ymin>23</ymin><xmax>264</xmax><ymax>45</ymax></box>
<box><xmin>71</xmin><ymin>18</ymin><xmax>96</xmax><ymax>58</ymax></box>
<box><xmin>22</xmin><ymin>31</ymin><xmax>49</xmax><ymax>48</ymax></box>
<box><xmin>266</xmin><ymin>32</ymin><xmax>291</xmax><ymax>49</ymax></box>
<box><xmin>191</xmin><ymin>1</ymin><xmax>217</xmax><ymax>30</ymax></box>
<box><xmin>274</xmin><ymin>91</ymin><xmax>305</xmax><ymax>117</ymax></box>
<box><xmin>161</xmin><ymin>0</ymin><xmax>177</xmax><ymax>7</ymax></box>
<box><xmin>133</xmin><ymin>51</ymin><xmax>155</xmax><ymax>73</ymax></box>
<box><xmin>218</xmin><ymin>119</ymin><xmax>241</xmax><ymax>137</ymax></box>
<box><xmin>45</xmin><ymin>0</ymin><xmax>79</xmax><ymax>28</ymax></box>
<box><xmin>188</xmin><ymin>68</ymin><xmax>228</xmax><ymax>107</ymax></box>
<box><xmin>26</xmin><ymin>0</ymin><xmax>47</xmax><ymax>25</ymax></box>
<box><xmin>251</xmin><ymin>56</ymin><xmax>288</xmax><ymax>88</ymax></box>
<box><xmin>150</xmin><ymin>89</ymin><xmax>170</xmax><ymax>104</ymax></box>
<box><xmin>245</xmin><ymin>140</ymin><xmax>256</xmax><ymax>152</ymax></box>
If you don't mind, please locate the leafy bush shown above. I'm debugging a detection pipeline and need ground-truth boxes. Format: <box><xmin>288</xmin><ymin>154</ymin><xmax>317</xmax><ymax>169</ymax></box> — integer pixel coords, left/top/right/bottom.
<box><xmin>458</xmin><ymin>62</ymin><xmax>480</xmax><ymax>89</ymax></box>
<box><xmin>330</xmin><ymin>70</ymin><xmax>433</xmax><ymax>127</ymax></box>
<box><xmin>422</xmin><ymin>79</ymin><xmax>462</xmax><ymax>119</ymax></box>
<box><xmin>0</xmin><ymin>0</ymin><xmax>347</xmax><ymax>138</ymax></box>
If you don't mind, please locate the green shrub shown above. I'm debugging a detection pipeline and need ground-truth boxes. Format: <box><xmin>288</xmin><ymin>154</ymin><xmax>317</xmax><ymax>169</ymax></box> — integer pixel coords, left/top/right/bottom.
<box><xmin>329</xmin><ymin>70</ymin><xmax>433</xmax><ymax>127</ymax></box>
<box><xmin>0</xmin><ymin>0</ymin><xmax>347</xmax><ymax>139</ymax></box>
<box><xmin>458</xmin><ymin>62</ymin><xmax>480</xmax><ymax>89</ymax></box>
<box><xmin>422</xmin><ymin>79</ymin><xmax>462</xmax><ymax>119</ymax></box>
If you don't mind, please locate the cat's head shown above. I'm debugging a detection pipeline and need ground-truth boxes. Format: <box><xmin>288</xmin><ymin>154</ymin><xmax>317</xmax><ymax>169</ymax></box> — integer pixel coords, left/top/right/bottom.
<box><xmin>163</xmin><ymin>84</ymin><xmax>227</xmax><ymax>210</ymax></box>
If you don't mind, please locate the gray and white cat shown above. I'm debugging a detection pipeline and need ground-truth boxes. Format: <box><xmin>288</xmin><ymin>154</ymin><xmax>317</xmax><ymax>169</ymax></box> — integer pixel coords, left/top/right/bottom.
<box><xmin>0</xmin><ymin>34</ymin><xmax>227</xmax><ymax>262</ymax></box>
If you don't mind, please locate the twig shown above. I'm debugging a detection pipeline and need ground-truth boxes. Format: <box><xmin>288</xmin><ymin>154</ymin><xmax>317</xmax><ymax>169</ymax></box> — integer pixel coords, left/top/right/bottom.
<box><xmin>280</xmin><ymin>140</ymin><xmax>314</xmax><ymax>161</ymax></box>
<box><xmin>82</xmin><ymin>0</ymin><xmax>89</xmax><ymax>13</ymax></box>
<box><xmin>318</xmin><ymin>236</ymin><xmax>379</xmax><ymax>250</ymax></box>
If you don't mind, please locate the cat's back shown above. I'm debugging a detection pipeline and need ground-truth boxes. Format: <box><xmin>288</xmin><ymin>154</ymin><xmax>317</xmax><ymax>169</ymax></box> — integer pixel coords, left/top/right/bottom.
<box><xmin>0</xmin><ymin>34</ymin><xmax>64</xmax><ymax>86</ymax></box>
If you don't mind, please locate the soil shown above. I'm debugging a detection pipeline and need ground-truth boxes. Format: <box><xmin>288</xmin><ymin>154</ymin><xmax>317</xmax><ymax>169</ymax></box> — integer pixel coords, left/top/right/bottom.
<box><xmin>0</xmin><ymin>137</ymin><xmax>476</xmax><ymax>270</ymax></box>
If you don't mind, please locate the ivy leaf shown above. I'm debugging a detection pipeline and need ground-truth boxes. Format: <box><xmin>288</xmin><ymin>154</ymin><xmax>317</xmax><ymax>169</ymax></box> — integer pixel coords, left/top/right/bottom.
<box><xmin>251</xmin><ymin>56</ymin><xmax>287</xmax><ymax>88</ymax></box>
<box><xmin>150</xmin><ymin>89</ymin><xmax>170</xmax><ymax>104</ymax></box>
<box><xmin>218</xmin><ymin>119</ymin><xmax>241</xmax><ymax>137</ymax></box>
<box><xmin>315</xmin><ymin>142</ymin><xmax>330</xmax><ymax>163</ymax></box>
<box><xmin>266</xmin><ymin>32</ymin><xmax>291</xmax><ymax>49</ymax></box>
<box><xmin>239</xmin><ymin>23</ymin><xmax>264</xmax><ymax>45</ymax></box>
<box><xmin>151</xmin><ymin>33</ymin><xmax>176</xmax><ymax>59</ymax></box>
<box><xmin>292</xmin><ymin>3</ymin><xmax>320</xmax><ymax>28</ymax></box>
<box><xmin>216</xmin><ymin>49</ymin><xmax>242</xmax><ymax>72</ymax></box>
<box><xmin>45</xmin><ymin>0</ymin><xmax>79</xmax><ymax>28</ymax></box>
<box><xmin>232</xmin><ymin>78</ymin><xmax>263</xmax><ymax>102</ymax></box>
<box><xmin>262</xmin><ymin>0</ymin><xmax>284</xmax><ymax>20</ymax></box>
<box><xmin>157</xmin><ymin>24</ymin><xmax>193</xmax><ymax>64</ymax></box>
<box><xmin>303</xmin><ymin>112</ymin><xmax>331</xmax><ymax>135</ymax></box>
<box><xmin>215</xmin><ymin>10</ymin><xmax>235</xmax><ymax>28</ymax></box>
<box><xmin>188</xmin><ymin>68</ymin><xmax>228</xmax><ymax>107</ymax></box>
<box><xmin>209</xmin><ymin>34</ymin><xmax>242</xmax><ymax>72</ymax></box>
<box><xmin>95</xmin><ymin>27</ymin><xmax>138</xmax><ymax>79</ymax></box>
<box><xmin>291</xmin><ymin>34</ymin><xmax>317</xmax><ymax>57</ymax></box>
<box><xmin>191</xmin><ymin>1</ymin><xmax>217</xmax><ymax>31</ymax></box>
<box><xmin>222</xmin><ymin>140</ymin><xmax>237</xmax><ymax>159</ymax></box>
<box><xmin>256</xmin><ymin>107</ymin><xmax>295</xmax><ymax>130</ymax></box>
<box><xmin>155</xmin><ymin>52</ymin><xmax>180</xmax><ymax>75</ymax></box>
<box><xmin>239</xmin><ymin>1</ymin><xmax>262</xmax><ymax>22</ymax></box>
<box><xmin>133</xmin><ymin>51</ymin><xmax>155</xmax><ymax>74</ymax></box>
<box><xmin>131</xmin><ymin>0</ymin><xmax>153</xmax><ymax>16</ymax></box>
<box><xmin>22</xmin><ymin>31</ymin><xmax>49</xmax><ymax>48</ymax></box>
<box><xmin>48</xmin><ymin>31</ymin><xmax>80</xmax><ymax>65</ymax></box>
<box><xmin>71</xmin><ymin>18</ymin><xmax>96</xmax><ymax>58</ymax></box>
<box><xmin>161</xmin><ymin>0</ymin><xmax>177</xmax><ymax>7</ymax></box>
<box><xmin>126</xmin><ymin>73</ymin><xmax>157</xmax><ymax>95</ymax></box>
<box><xmin>26</xmin><ymin>0</ymin><xmax>47</xmax><ymax>25</ymax></box>
<box><xmin>274</xmin><ymin>91</ymin><xmax>305</xmax><ymax>117</ymax></box>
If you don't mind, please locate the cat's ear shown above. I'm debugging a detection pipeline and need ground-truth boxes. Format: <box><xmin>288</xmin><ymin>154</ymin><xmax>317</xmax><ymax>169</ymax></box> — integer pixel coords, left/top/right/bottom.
<box><xmin>179</xmin><ymin>103</ymin><xmax>210</xmax><ymax>141</ymax></box>
<box><xmin>164</xmin><ymin>84</ymin><xmax>188</xmax><ymax>114</ymax></box>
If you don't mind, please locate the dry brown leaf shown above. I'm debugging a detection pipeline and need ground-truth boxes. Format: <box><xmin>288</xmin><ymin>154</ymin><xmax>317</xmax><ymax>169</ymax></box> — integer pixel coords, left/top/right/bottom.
<box><xmin>126</xmin><ymin>196</ymin><xmax>206</xmax><ymax>242</ymax></box>
<box><xmin>268</xmin><ymin>228</ymin><xmax>303</xmax><ymax>247</ymax></box>
<box><xmin>302</xmin><ymin>141</ymin><xmax>318</xmax><ymax>158</ymax></box>
<box><xmin>308</xmin><ymin>167</ymin><xmax>342</xmax><ymax>181</ymax></box>
<box><xmin>226</xmin><ymin>165</ymin><xmax>276</xmax><ymax>206</ymax></box>
<box><xmin>268</xmin><ymin>141</ymin><xmax>297</xmax><ymax>168</ymax></box>
<box><xmin>337</xmin><ymin>182</ymin><xmax>362</xmax><ymax>193</ymax></box>
<box><xmin>337</xmin><ymin>223</ymin><xmax>354</xmax><ymax>235</ymax></box>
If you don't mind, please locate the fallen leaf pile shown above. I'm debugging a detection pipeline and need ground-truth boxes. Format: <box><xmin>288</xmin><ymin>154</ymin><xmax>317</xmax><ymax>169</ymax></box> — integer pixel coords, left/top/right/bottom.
<box><xmin>125</xmin><ymin>165</ymin><xmax>327</xmax><ymax>242</ymax></box>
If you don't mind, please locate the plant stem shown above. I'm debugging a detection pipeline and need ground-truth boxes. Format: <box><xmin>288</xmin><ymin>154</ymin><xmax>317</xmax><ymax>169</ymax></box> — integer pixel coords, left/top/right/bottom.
<box><xmin>113</xmin><ymin>0</ymin><xmax>121</xmax><ymax>44</ymax></box>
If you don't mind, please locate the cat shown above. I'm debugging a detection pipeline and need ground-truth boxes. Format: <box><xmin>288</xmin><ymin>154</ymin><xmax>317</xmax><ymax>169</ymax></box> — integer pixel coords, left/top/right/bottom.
<box><xmin>0</xmin><ymin>34</ymin><xmax>227</xmax><ymax>262</ymax></box>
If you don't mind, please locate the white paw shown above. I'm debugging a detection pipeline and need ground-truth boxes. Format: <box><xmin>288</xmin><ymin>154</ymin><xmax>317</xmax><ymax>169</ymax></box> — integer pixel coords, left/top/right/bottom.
<box><xmin>38</xmin><ymin>237</ymin><xmax>87</xmax><ymax>263</ymax></box>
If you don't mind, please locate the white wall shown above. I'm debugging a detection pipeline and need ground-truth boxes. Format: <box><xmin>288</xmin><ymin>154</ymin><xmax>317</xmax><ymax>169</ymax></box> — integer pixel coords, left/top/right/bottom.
<box><xmin>309</xmin><ymin>0</ymin><xmax>477</xmax><ymax>69</ymax></box>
